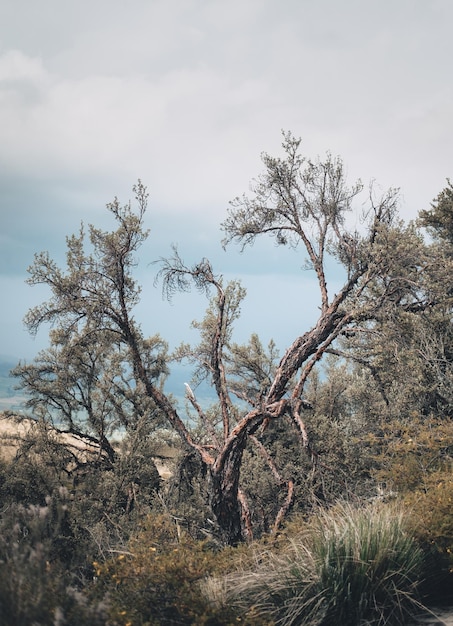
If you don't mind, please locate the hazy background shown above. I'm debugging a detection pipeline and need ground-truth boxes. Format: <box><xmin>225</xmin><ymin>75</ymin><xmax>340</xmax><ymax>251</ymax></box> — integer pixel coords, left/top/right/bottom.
<box><xmin>1</xmin><ymin>0</ymin><xmax>452</xmax><ymax>372</ymax></box>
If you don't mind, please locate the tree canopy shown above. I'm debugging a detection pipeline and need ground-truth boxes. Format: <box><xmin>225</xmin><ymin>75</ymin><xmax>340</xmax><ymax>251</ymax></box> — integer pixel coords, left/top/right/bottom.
<box><xmin>12</xmin><ymin>134</ymin><xmax>453</xmax><ymax>546</ymax></box>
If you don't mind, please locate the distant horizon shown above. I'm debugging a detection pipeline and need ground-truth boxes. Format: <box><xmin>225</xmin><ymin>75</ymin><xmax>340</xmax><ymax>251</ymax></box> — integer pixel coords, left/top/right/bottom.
<box><xmin>0</xmin><ymin>353</ymin><xmax>218</xmax><ymax>415</ymax></box>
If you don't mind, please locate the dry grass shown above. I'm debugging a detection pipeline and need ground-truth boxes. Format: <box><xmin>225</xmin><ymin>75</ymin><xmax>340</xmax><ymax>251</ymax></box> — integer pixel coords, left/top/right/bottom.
<box><xmin>205</xmin><ymin>501</ymin><xmax>427</xmax><ymax>626</ymax></box>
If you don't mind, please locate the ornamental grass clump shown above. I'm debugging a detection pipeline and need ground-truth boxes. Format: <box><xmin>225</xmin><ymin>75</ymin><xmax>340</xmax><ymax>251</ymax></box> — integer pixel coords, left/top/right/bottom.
<box><xmin>309</xmin><ymin>503</ymin><xmax>425</xmax><ymax>625</ymax></box>
<box><xmin>213</xmin><ymin>502</ymin><xmax>426</xmax><ymax>626</ymax></box>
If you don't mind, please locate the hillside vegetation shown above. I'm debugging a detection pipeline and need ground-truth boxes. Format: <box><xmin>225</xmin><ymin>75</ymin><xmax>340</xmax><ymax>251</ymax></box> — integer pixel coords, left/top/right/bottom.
<box><xmin>1</xmin><ymin>139</ymin><xmax>453</xmax><ymax>624</ymax></box>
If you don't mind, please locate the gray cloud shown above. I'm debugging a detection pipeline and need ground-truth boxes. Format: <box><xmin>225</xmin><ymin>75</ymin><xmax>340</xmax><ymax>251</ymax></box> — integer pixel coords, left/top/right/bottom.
<box><xmin>1</xmin><ymin>0</ymin><xmax>453</xmax><ymax>360</ymax></box>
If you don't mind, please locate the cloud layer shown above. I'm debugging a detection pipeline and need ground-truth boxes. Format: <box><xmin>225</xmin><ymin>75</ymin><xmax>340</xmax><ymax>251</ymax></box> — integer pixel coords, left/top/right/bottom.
<box><xmin>1</xmin><ymin>0</ymin><xmax>453</xmax><ymax>359</ymax></box>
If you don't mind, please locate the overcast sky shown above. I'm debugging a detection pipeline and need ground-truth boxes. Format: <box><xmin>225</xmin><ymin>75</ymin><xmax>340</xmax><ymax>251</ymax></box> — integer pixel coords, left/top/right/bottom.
<box><xmin>1</xmin><ymin>0</ymin><xmax>453</xmax><ymax>365</ymax></box>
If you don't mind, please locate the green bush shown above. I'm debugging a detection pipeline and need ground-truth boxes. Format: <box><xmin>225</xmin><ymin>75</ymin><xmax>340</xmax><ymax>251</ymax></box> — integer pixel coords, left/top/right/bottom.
<box><xmin>369</xmin><ymin>415</ymin><xmax>453</xmax><ymax>494</ymax></box>
<box><xmin>94</xmin><ymin>515</ymin><xmax>273</xmax><ymax>626</ymax></box>
<box><xmin>96</xmin><ymin>513</ymin><xmax>257</xmax><ymax>625</ymax></box>
<box><xmin>404</xmin><ymin>471</ymin><xmax>453</xmax><ymax>601</ymax></box>
<box><xmin>365</xmin><ymin>413</ymin><xmax>453</xmax><ymax>601</ymax></box>
<box><xmin>210</xmin><ymin>502</ymin><xmax>426</xmax><ymax>626</ymax></box>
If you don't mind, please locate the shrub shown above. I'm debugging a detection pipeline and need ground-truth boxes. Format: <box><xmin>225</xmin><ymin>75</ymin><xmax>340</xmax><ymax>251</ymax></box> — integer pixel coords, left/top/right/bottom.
<box><xmin>0</xmin><ymin>500</ymin><xmax>107</xmax><ymax>626</ymax></box>
<box><xmin>365</xmin><ymin>413</ymin><xmax>453</xmax><ymax>602</ymax></box>
<box><xmin>403</xmin><ymin>470</ymin><xmax>453</xmax><ymax>601</ymax></box>
<box><xmin>95</xmin><ymin>513</ymin><xmax>264</xmax><ymax>625</ymax></box>
<box><xmin>209</xmin><ymin>502</ymin><xmax>426</xmax><ymax>626</ymax></box>
<box><xmin>369</xmin><ymin>414</ymin><xmax>453</xmax><ymax>494</ymax></box>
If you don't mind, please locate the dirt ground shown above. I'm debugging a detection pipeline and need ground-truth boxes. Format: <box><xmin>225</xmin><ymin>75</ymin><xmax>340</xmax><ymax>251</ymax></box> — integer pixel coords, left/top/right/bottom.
<box><xmin>0</xmin><ymin>413</ymin><xmax>38</xmax><ymax>460</ymax></box>
<box><xmin>0</xmin><ymin>412</ymin><xmax>175</xmax><ymax>478</ymax></box>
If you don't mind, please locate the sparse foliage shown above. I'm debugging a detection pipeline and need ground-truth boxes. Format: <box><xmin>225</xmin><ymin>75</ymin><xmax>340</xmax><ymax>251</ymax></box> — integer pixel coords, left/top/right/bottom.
<box><xmin>3</xmin><ymin>134</ymin><xmax>453</xmax><ymax>621</ymax></box>
<box><xmin>10</xmin><ymin>136</ymin><xmax>453</xmax><ymax>548</ymax></box>
<box><xmin>419</xmin><ymin>178</ymin><xmax>453</xmax><ymax>246</ymax></box>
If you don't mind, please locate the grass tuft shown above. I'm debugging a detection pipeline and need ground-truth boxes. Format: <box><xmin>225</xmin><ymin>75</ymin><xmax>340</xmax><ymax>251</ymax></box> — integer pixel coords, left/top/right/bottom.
<box><xmin>207</xmin><ymin>502</ymin><xmax>426</xmax><ymax>625</ymax></box>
